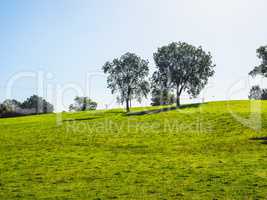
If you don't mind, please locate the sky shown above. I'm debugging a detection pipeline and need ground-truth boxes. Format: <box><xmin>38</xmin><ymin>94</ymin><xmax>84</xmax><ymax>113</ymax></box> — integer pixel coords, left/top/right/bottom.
<box><xmin>0</xmin><ymin>0</ymin><xmax>267</xmax><ymax>111</ymax></box>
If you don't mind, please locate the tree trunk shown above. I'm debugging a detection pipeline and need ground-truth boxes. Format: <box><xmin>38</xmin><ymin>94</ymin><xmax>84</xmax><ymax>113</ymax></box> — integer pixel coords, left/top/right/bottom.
<box><xmin>176</xmin><ymin>89</ymin><xmax>180</xmax><ymax>108</ymax></box>
<box><xmin>126</xmin><ymin>99</ymin><xmax>130</xmax><ymax>112</ymax></box>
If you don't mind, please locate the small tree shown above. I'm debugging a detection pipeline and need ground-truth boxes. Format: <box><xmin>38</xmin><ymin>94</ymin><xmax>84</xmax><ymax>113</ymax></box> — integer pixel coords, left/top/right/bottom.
<box><xmin>69</xmin><ymin>97</ymin><xmax>97</xmax><ymax>112</ymax></box>
<box><xmin>249</xmin><ymin>46</ymin><xmax>267</xmax><ymax>100</ymax></box>
<box><xmin>249</xmin><ymin>46</ymin><xmax>267</xmax><ymax>77</ymax></box>
<box><xmin>153</xmin><ymin>42</ymin><xmax>215</xmax><ymax>107</ymax></box>
<box><xmin>103</xmin><ymin>52</ymin><xmax>150</xmax><ymax>112</ymax></box>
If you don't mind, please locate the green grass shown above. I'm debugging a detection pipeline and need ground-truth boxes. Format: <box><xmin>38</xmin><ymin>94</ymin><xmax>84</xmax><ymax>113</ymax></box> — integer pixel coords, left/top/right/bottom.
<box><xmin>1</xmin><ymin>100</ymin><xmax>267</xmax><ymax>199</ymax></box>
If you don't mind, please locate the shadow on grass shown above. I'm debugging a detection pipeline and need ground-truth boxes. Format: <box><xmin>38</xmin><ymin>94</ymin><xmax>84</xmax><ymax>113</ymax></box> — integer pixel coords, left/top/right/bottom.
<box><xmin>127</xmin><ymin>103</ymin><xmax>203</xmax><ymax>116</ymax></box>
<box><xmin>105</xmin><ymin>111</ymin><xmax>125</xmax><ymax>114</ymax></box>
<box><xmin>63</xmin><ymin>117</ymin><xmax>103</xmax><ymax>122</ymax></box>
<box><xmin>250</xmin><ymin>137</ymin><xmax>267</xmax><ymax>144</ymax></box>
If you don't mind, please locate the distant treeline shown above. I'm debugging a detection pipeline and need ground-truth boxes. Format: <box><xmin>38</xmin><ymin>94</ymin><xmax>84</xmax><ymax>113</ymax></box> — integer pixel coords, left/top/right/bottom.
<box><xmin>0</xmin><ymin>95</ymin><xmax>54</xmax><ymax>118</ymax></box>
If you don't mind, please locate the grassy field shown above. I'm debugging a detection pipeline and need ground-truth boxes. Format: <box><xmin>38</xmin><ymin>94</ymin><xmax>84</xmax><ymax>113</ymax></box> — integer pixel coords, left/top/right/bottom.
<box><xmin>0</xmin><ymin>100</ymin><xmax>267</xmax><ymax>199</ymax></box>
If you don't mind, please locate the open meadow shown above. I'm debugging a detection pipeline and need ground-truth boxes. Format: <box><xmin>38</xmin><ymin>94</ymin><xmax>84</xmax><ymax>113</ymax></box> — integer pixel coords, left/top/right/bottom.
<box><xmin>0</xmin><ymin>100</ymin><xmax>267</xmax><ymax>199</ymax></box>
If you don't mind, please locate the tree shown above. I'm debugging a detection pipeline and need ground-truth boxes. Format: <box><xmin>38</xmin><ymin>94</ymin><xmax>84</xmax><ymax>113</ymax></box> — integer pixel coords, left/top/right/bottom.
<box><xmin>0</xmin><ymin>99</ymin><xmax>22</xmax><ymax>117</ymax></box>
<box><xmin>248</xmin><ymin>46</ymin><xmax>267</xmax><ymax>100</ymax></box>
<box><xmin>21</xmin><ymin>95</ymin><xmax>54</xmax><ymax>114</ymax></box>
<box><xmin>103</xmin><ymin>52</ymin><xmax>150</xmax><ymax>112</ymax></box>
<box><xmin>69</xmin><ymin>97</ymin><xmax>97</xmax><ymax>112</ymax></box>
<box><xmin>249</xmin><ymin>46</ymin><xmax>267</xmax><ymax>77</ymax></box>
<box><xmin>153</xmin><ymin>42</ymin><xmax>215</xmax><ymax>107</ymax></box>
<box><xmin>2</xmin><ymin>99</ymin><xmax>21</xmax><ymax>112</ymax></box>
<box><xmin>248</xmin><ymin>85</ymin><xmax>267</xmax><ymax>100</ymax></box>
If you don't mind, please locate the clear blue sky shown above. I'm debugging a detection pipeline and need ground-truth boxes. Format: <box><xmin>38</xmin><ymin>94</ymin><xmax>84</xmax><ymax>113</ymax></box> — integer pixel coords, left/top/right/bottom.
<box><xmin>0</xmin><ymin>0</ymin><xmax>267</xmax><ymax>111</ymax></box>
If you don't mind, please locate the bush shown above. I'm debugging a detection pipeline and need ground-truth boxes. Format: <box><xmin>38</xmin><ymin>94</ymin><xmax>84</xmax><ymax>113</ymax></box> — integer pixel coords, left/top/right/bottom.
<box><xmin>69</xmin><ymin>97</ymin><xmax>97</xmax><ymax>112</ymax></box>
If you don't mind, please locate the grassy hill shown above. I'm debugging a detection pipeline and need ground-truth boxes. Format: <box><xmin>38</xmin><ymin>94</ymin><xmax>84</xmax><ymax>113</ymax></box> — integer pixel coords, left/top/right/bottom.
<box><xmin>0</xmin><ymin>100</ymin><xmax>267</xmax><ymax>199</ymax></box>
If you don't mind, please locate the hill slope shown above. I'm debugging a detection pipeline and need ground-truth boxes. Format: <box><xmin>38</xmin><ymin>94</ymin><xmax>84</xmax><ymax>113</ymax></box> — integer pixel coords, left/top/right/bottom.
<box><xmin>0</xmin><ymin>101</ymin><xmax>267</xmax><ymax>199</ymax></box>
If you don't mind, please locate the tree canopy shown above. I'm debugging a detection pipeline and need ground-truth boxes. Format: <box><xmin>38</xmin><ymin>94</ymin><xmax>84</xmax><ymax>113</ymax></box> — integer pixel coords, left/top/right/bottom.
<box><xmin>153</xmin><ymin>42</ymin><xmax>215</xmax><ymax>107</ymax></box>
<box><xmin>103</xmin><ymin>52</ymin><xmax>150</xmax><ymax>112</ymax></box>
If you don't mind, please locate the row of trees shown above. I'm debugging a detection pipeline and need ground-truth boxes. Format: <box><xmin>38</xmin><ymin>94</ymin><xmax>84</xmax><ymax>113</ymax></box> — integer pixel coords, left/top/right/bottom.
<box><xmin>103</xmin><ymin>42</ymin><xmax>215</xmax><ymax>112</ymax></box>
<box><xmin>249</xmin><ymin>46</ymin><xmax>267</xmax><ymax>100</ymax></box>
<box><xmin>0</xmin><ymin>95</ymin><xmax>54</xmax><ymax>118</ymax></box>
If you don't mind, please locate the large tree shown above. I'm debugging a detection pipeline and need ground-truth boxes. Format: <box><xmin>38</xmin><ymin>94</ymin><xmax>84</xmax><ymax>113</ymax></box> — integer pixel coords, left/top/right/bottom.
<box><xmin>103</xmin><ymin>52</ymin><xmax>150</xmax><ymax>112</ymax></box>
<box><xmin>153</xmin><ymin>42</ymin><xmax>215</xmax><ymax>107</ymax></box>
<box><xmin>249</xmin><ymin>46</ymin><xmax>267</xmax><ymax>77</ymax></box>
